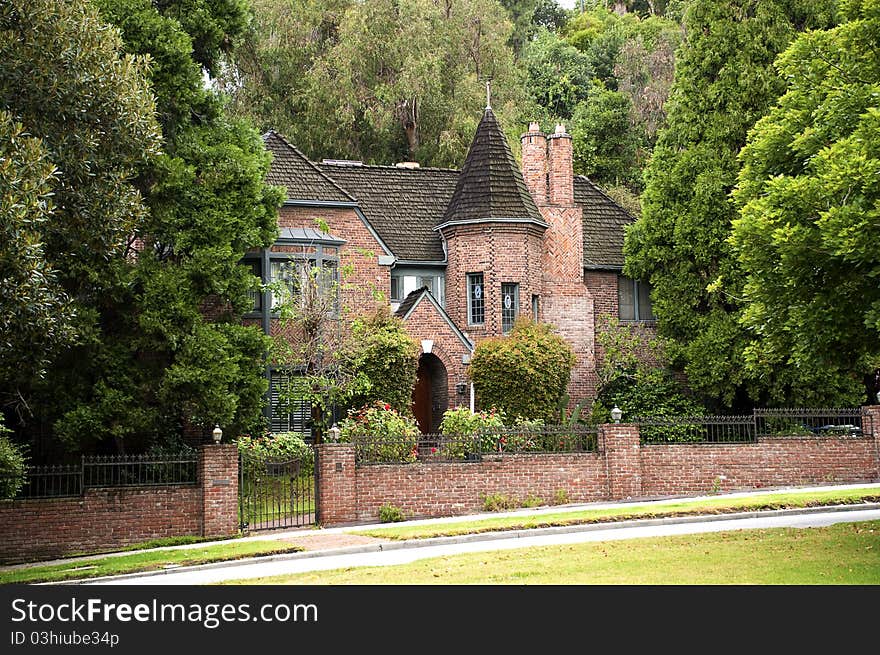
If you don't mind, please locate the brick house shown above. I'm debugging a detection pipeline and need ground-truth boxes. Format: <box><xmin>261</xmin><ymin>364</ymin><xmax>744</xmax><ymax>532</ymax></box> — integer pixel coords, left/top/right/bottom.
<box><xmin>255</xmin><ymin>106</ymin><xmax>654</xmax><ymax>435</ymax></box>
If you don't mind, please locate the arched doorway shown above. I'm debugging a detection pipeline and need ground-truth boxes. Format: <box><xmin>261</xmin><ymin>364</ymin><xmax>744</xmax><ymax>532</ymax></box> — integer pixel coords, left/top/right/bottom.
<box><xmin>412</xmin><ymin>353</ymin><xmax>448</xmax><ymax>434</ymax></box>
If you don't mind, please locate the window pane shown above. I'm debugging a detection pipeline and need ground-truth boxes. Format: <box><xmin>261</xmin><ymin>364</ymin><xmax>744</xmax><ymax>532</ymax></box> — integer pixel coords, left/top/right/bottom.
<box><xmin>247</xmin><ymin>260</ymin><xmax>262</xmax><ymax>312</ymax></box>
<box><xmin>419</xmin><ymin>276</ymin><xmax>434</xmax><ymax>295</ymax></box>
<box><xmin>390</xmin><ymin>277</ymin><xmax>401</xmax><ymax>301</ymax></box>
<box><xmin>501</xmin><ymin>283</ymin><xmax>518</xmax><ymax>334</ymax></box>
<box><xmin>270</xmin><ymin>260</ymin><xmax>299</xmax><ymax>310</ymax></box>
<box><xmin>637</xmin><ymin>281</ymin><xmax>654</xmax><ymax>321</ymax></box>
<box><xmin>531</xmin><ymin>294</ymin><xmax>539</xmax><ymax>322</ymax></box>
<box><xmin>618</xmin><ymin>276</ymin><xmax>635</xmax><ymax>320</ymax></box>
<box><xmin>403</xmin><ymin>275</ymin><xmax>418</xmax><ymax>298</ymax></box>
<box><xmin>468</xmin><ymin>273</ymin><xmax>484</xmax><ymax>325</ymax></box>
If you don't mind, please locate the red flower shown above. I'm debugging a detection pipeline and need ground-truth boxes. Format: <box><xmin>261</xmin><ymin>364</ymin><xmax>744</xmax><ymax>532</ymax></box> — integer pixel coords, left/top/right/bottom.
<box><xmin>431</xmin><ymin>447</ymin><xmax>437</xmax><ymax>454</ymax></box>
<box><xmin>384</xmin><ymin>403</ymin><xmax>391</xmax><ymax>410</ymax></box>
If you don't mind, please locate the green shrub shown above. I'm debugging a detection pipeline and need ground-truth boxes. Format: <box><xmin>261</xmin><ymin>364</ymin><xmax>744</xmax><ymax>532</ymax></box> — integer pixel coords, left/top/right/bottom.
<box><xmin>378</xmin><ymin>504</ymin><xmax>406</xmax><ymax>523</ymax></box>
<box><xmin>468</xmin><ymin>319</ymin><xmax>576</xmax><ymax>423</ymax></box>
<box><xmin>0</xmin><ymin>418</ymin><xmax>28</xmax><ymax>499</ymax></box>
<box><xmin>521</xmin><ymin>493</ymin><xmax>544</xmax><ymax>508</ymax></box>
<box><xmin>237</xmin><ymin>431</ymin><xmax>314</xmax><ymax>475</ymax></box>
<box><xmin>438</xmin><ymin>406</ymin><xmax>506</xmax><ymax>457</ymax></box>
<box><xmin>339</xmin><ymin>401</ymin><xmax>420</xmax><ymax>463</ymax></box>
<box><xmin>481</xmin><ymin>493</ymin><xmax>519</xmax><ymax>512</ymax></box>
<box><xmin>553</xmin><ymin>488</ymin><xmax>570</xmax><ymax>505</ymax></box>
<box><xmin>345</xmin><ymin>311</ymin><xmax>420</xmax><ymax>415</ymax></box>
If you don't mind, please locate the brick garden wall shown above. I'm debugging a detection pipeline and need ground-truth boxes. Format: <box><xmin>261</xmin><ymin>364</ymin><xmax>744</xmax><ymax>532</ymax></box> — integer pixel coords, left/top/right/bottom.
<box><xmin>316</xmin><ymin>408</ymin><xmax>880</xmax><ymax>525</ymax></box>
<box><xmin>0</xmin><ymin>444</ymin><xmax>238</xmax><ymax>563</ymax></box>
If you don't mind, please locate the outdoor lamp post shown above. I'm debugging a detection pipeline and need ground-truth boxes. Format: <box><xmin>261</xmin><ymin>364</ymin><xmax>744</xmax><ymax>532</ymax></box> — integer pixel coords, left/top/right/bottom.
<box><xmin>456</xmin><ymin>381</ymin><xmax>468</xmax><ymax>396</ymax></box>
<box><xmin>610</xmin><ymin>405</ymin><xmax>622</xmax><ymax>424</ymax></box>
<box><xmin>328</xmin><ymin>423</ymin><xmax>340</xmax><ymax>442</ymax></box>
<box><xmin>212</xmin><ymin>424</ymin><xmax>222</xmax><ymax>444</ymax></box>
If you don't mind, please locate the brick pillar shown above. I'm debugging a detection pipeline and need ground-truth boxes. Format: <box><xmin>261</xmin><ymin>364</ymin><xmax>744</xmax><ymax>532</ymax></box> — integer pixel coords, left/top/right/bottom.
<box><xmin>199</xmin><ymin>443</ymin><xmax>239</xmax><ymax>538</ymax></box>
<box><xmin>520</xmin><ymin>122</ymin><xmax>547</xmax><ymax>205</ymax></box>
<box><xmin>547</xmin><ymin>125</ymin><xmax>573</xmax><ymax>206</ymax></box>
<box><xmin>315</xmin><ymin>443</ymin><xmax>357</xmax><ymax>526</ymax></box>
<box><xmin>600</xmin><ymin>423</ymin><xmax>642</xmax><ymax>500</ymax></box>
<box><xmin>865</xmin><ymin>405</ymin><xmax>880</xmax><ymax>478</ymax></box>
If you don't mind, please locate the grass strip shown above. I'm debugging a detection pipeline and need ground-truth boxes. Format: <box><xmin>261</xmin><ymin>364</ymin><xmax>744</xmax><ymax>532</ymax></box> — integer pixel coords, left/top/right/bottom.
<box><xmin>350</xmin><ymin>487</ymin><xmax>880</xmax><ymax>541</ymax></box>
<box><xmin>232</xmin><ymin>519</ymin><xmax>880</xmax><ymax>585</ymax></box>
<box><xmin>0</xmin><ymin>541</ymin><xmax>303</xmax><ymax>585</ymax></box>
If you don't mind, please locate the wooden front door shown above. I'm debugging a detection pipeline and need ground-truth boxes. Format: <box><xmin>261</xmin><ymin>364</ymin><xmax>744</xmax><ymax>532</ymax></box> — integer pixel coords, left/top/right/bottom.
<box><xmin>412</xmin><ymin>358</ymin><xmax>432</xmax><ymax>434</ymax></box>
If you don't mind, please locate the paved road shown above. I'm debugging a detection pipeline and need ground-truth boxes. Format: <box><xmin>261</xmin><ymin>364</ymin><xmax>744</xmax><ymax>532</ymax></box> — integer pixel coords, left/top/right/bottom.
<box><xmin>85</xmin><ymin>506</ymin><xmax>880</xmax><ymax>585</ymax></box>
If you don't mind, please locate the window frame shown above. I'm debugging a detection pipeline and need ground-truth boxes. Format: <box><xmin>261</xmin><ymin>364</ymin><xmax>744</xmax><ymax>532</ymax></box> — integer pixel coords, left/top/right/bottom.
<box><xmin>501</xmin><ymin>282</ymin><xmax>519</xmax><ymax>334</ymax></box>
<box><xmin>618</xmin><ymin>275</ymin><xmax>655</xmax><ymax>323</ymax></box>
<box><xmin>467</xmin><ymin>272</ymin><xmax>485</xmax><ymax>326</ymax></box>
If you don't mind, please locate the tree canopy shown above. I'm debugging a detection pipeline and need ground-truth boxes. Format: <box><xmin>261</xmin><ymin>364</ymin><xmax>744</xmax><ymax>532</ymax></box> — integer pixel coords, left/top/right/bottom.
<box><xmin>623</xmin><ymin>0</ymin><xmax>839</xmax><ymax>409</ymax></box>
<box><xmin>731</xmin><ymin>0</ymin><xmax>880</xmax><ymax>404</ymax></box>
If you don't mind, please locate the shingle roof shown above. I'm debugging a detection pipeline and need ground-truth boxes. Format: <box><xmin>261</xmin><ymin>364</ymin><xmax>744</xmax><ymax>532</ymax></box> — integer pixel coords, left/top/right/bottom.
<box><xmin>263</xmin><ymin>131</ymin><xmax>354</xmax><ymax>203</ymax></box>
<box><xmin>319</xmin><ymin>163</ymin><xmax>458</xmax><ymax>262</ymax></box>
<box><xmin>439</xmin><ymin>108</ymin><xmax>544</xmax><ymax>228</ymax></box>
<box><xmin>264</xmin><ymin>131</ymin><xmax>633</xmax><ymax>268</ymax></box>
<box><xmin>575</xmin><ymin>175</ymin><xmax>634</xmax><ymax>269</ymax></box>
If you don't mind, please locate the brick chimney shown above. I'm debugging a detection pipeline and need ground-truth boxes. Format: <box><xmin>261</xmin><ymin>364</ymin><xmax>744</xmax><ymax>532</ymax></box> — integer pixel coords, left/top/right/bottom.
<box><xmin>547</xmin><ymin>124</ymin><xmax>573</xmax><ymax>206</ymax></box>
<box><xmin>520</xmin><ymin>122</ymin><xmax>547</xmax><ymax>205</ymax></box>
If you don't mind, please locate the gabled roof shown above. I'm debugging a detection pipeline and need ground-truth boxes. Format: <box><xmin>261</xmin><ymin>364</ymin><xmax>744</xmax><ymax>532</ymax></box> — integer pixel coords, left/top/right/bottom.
<box><xmin>438</xmin><ymin>108</ymin><xmax>544</xmax><ymax>229</ymax></box>
<box><xmin>263</xmin><ymin>131</ymin><xmax>354</xmax><ymax>204</ymax></box>
<box><xmin>575</xmin><ymin>175</ymin><xmax>634</xmax><ymax>270</ymax></box>
<box><xmin>319</xmin><ymin>163</ymin><xmax>458</xmax><ymax>262</ymax></box>
<box><xmin>395</xmin><ymin>287</ymin><xmax>474</xmax><ymax>351</ymax></box>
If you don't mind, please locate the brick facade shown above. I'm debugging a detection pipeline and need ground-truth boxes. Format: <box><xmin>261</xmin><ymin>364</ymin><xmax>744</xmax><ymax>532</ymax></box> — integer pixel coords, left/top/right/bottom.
<box><xmin>0</xmin><ymin>445</ymin><xmax>239</xmax><ymax>563</ymax></box>
<box><xmin>441</xmin><ymin>222</ymin><xmax>545</xmax><ymax>342</ymax></box>
<box><xmin>275</xmin><ymin>205</ymin><xmax>390</xmax><ymax>319</ymax></box>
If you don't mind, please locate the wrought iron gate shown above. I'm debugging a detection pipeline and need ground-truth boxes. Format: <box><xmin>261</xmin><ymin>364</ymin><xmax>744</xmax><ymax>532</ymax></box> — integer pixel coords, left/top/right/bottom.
<box><xmin>239</xmin><ymin>448</ymin><xmax>317</xmax><ymax>531</ymax></box>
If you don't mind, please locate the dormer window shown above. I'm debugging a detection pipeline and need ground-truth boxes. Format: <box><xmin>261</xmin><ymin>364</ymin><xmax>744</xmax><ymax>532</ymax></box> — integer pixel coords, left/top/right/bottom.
<box><xmin>618</xmin><ymin>276</ymin><xmax>654</xmax><ymax>322</ymax></box>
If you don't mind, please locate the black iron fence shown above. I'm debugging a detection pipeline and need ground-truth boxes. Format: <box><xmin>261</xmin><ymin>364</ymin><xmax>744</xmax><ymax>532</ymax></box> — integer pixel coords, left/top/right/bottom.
<box><xmin>634</xmin><ymin>408</ymin><xmax>872</xmax><ymax>445</ymax></box>
<box><xmin>353</xmin><ymin>426</ymin><xmax>599</xmax><ymax>466</ymax></box>
<box><xmin>1</xmin><ymin>452</ymin><xmax>199</xmax><ymax>500</ymax></box>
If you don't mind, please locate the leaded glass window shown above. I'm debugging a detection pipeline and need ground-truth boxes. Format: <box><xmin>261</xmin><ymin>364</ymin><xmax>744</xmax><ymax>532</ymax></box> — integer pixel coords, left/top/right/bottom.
<box><xmin>468</xmin><ymin>273</ymin><xmax>484</xmax><ymax>325</ymax></box>
<box><xmin>501</xmin><ymin>283</ymin><xmax>519</xmax><ymax>334</ymax></box>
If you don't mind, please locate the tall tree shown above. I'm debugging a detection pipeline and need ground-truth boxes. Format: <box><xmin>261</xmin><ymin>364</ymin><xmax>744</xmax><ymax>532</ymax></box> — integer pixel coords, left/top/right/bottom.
<box><xmin>226</xmin><ymin>0</ymin><xmax>526</xmax><ymax>167</ymax></box>
<box><xmin>16</xmin><ymin>0</ymin><xmax>283</xmax><ymax>454</ymax></box>
<box><xmin>0</xmin><ymin>0</ymin><xmax>160</xmax><ymax>436</ymax></box>
<box><xmin>731</xmin><ymin>0</ymin><xmax>879</xmax><ymax>404</ymax></box>
<box><xmin>623</xmin><ymin>0</ymin><xmax>838</xmax><ymax>409</ymax></box>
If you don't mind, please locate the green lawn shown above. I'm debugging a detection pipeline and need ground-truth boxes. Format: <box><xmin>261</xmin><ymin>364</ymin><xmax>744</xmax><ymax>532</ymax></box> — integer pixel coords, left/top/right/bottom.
<box><xmin>229</xmin><ymin>519</ymin><xmax>880</xmax><ymax>585</ymax></box>
<box><xmin>350</xmin><ymin>486</ymin><xmax>880</xmax><ymax>540</ymax></box>
<box><xmin>0</xmin><ymin>541</ymin><xmax>303</xmax><ymax>585</ymax></box>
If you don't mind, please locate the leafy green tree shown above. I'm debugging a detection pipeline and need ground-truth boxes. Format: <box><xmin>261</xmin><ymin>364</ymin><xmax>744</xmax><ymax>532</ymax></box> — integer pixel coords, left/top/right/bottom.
<box><xmin>731</xmin><ymin>0</ymin><xmax>879</xmax><ymax>404</ymax></box>
<box><xmin>571</xmin><ymin>85</ymin><xmax>643</xmax><ymax>188</ymax></box>
<box><xmin>468</xmin><ymin>319</ymin><xmax>576</xmax><ymax>423</ymax></box>
<box><xmin>3</xmin><ymin>0</ymin><xmax>283</xmax><ymax>454</ymax></box>
<box><xmin>0</xmin><ymin>114</ymin><xmax>74</xmax><ymax>403</ymax></box>
<box><xmin>226</xmin><ymin>0</ymin><xmax>526</xmax><ymax>167</ymax></box>
<box><xmin>623</xmin><ymin>0</ymin><xmax>837</xmax><ymax>409</ymax></box>
<box><xmin>0</xmin><ymin>0</ymin><xmax>160</xmax><ymax>439</ymax></box>
<box><xmin>521</xmin><ymin>27</ymin><xmax>594</xmax><ymax>121</ymax></box>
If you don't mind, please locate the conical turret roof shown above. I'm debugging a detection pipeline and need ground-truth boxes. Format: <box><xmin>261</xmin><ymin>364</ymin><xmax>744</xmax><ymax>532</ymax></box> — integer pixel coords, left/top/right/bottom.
<box><xmin>438</xmin><ymin>108</ymin><xmax>544</xmax><ymax>228</ymax></box>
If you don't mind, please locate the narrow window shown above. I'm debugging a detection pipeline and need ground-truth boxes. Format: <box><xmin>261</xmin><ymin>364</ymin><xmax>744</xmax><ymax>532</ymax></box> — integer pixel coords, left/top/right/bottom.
<box><xmin>468</xmin><ymin>273</ymin><xmax>484</xmax><ymax>326</ymax></box>
<box><xmin>246</xmin><ymin>260</ymin><xmax>262</xmax><ymax>313</ymax></box>
<box><xmin>501</xmin><ymin>283</ymin><xmax>519</xmax><ymax>334</ymax></box>
<box><xmin>531</xmin><ymin>294</ymin><xmax>540</xmax><ymax>322</ymax></box>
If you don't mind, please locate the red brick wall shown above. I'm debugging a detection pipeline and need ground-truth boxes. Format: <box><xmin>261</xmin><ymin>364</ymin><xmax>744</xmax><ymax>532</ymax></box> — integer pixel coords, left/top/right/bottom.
<box><xmin>276</xmin><ymin>205</ymin><xmax>390</xmax><ymax>319</ymax></box>
<box><xmin>400</xmin><ymin>298</ymin><xmax>472</xmax><ymax>405</ymax></box>
<box><xmin>201</xmin><ymin>444</ymin><xmax>239</xmax><ymax>537</ymax></box>
<box><xmin>547</xmin><ymin>131</ymin><xmax>574</xmax><ymax>206</ymax></box>
<box><xmin>315</xmin><ymin>444</ymin><xmax>357</xmax><ymax>525</ymax></box>
<box><xmin>442</xmin><ymin>223</ymin><xmax>545</xmax><ymax>341</ymax></box>
<box><xmin>354</xmin><ymin>453</ymin><xmax>607</xmax><ymax>521</ymax></box>
<box><xmin>520</xmin><ymin>124</ymin><xmax>547</xmax><ymax>205</ymax></box>
<box><xmin>641</xmin><ymin>437</ymin><xmax>879</xmax><ymax>496</ymax></box>
<box><xmin>315</xmin><ymin>410</ymin><xmax>880</xmax><ymax>526</ymax></box>
<box><xmin>0</xmin><ymin>445</ymin><xmax>239</xmax><ymax>563</ymax></box>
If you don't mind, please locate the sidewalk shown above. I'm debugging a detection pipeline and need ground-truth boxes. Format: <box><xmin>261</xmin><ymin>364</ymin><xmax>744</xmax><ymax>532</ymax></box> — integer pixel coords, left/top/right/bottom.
<box><xmin>3</xmin><ymin>481</ymin><xmax>878</xmax><ymax>575</ymax></box>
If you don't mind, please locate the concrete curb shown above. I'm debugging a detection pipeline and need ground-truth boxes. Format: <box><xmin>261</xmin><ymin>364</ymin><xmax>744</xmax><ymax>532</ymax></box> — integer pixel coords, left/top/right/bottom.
<box><xmin>54</xmin><ymin>501</ymin><xmax>880</xmax><ymax>585</ymax></box>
